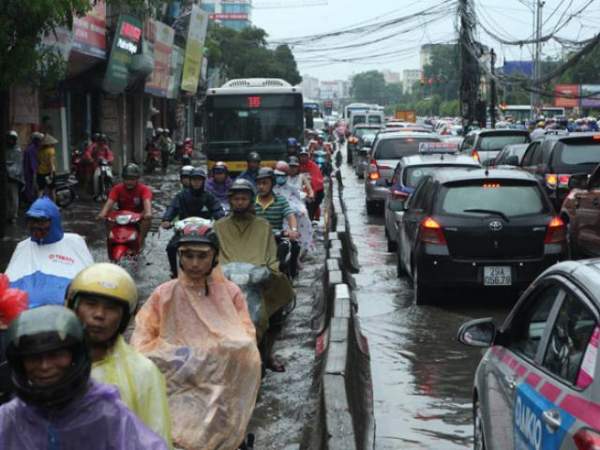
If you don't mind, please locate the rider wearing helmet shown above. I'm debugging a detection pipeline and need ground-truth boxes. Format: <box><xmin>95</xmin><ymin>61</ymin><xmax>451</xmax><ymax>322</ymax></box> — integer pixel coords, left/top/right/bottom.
<box><xmin>66</xmin><ymin>263</ymin><xmax>171</xmax><ymax>445</ymax></box>
<box><xmin>205</xmin><ymin>161</ymin><xmax>233</xmax><ymax>212</ymax></box>
<box><xmin>286</xmin><ymin>137</ymin><xmax>299</xmax><ymax>158</ymax></box>
<box><xmin>180</xmin><ymin>165</ymin><xmax>194</xmax><ymax>189</ymax></box>
<box><xmin>0</xmin><ymin>305</ymin><xmax>168</xmax><ymax>449</ymax></box>
<box><xmin>132</xmin><ymin>221</ymin><xmax>260</xmax><ymax>450</ymax></box>
<box><xmin>6</xmin><ymin>197</ymin><xmax>94</xmax><ymax>308</ymax></box>
<box><xmin>161</xmin><ymin>167</ymin><xmax>225</xmax><ymax>278</ymax></box>
<box><xmin>298</xmin><ymin>148</ymin><xmax>325</xmax><ymax>221</ymax></box>
<box><xmin>239</xmin><ymin>151</ymin><xmax>262</xmax><ymax>185</ymax></box>
<box><xmin>255</xmin><ymin>168</ymin><xmax>299</xmax><ymax>240</ymax></box>
<box><xmin>98</xmin><ymin>163</ymin><xmax>153</xmax><ymax>243</ymax></box>
<box><xmin>214</xmin><ymin>178</ymin><xmax>294</xmax><ymax>372</ymax></box>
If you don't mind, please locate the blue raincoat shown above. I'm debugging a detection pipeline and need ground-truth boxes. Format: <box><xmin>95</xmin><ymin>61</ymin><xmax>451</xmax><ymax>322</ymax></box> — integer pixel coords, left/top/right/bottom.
<box><xmin>5</xmin><ymin>197</ymin><xmax>94</xmax><ymax>308</ymax></box>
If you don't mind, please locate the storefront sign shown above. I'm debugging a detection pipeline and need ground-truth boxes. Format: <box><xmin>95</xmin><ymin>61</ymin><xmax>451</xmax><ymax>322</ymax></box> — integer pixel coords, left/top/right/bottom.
<box><xmin>102</xmin><ymin>15</ymin><xmax>143</xmax><ymax>94</ymax></box>
<box><xmin>210</xmin><ymin>13</ymin><xmax>249</xmax><ymax>20</ymax></box>
<box><xmin>554</xmin><ymin>84</ymin><xmax>580</xmax><ymax>108</ymax></box>
<box><xmin>581</xmin><ymin>85</ymin><xmax>600</xmax><ymax>108</ymax></box>
<box><xmin>144</xmin><ymin>20</ymin><xmax>174</xmax><ymax>97</ymax></box>
<box><xmin>72</xmin><ymin>1</ymin><xmax>107</xmax><ymax>59</ymax></box>
<box><xmin>10</xmin><ymin>86</ymin><xmax>39</xmax><ymax>125</ymax></box>
<box><xmin>181</xmin><ymin>5</ymin><xmax>209</xmax><ymax>94</ymax></box>
<box><xmin>167</xmin><ymin>46</ymin><xmax>185</xmax><ymax>99</ymax></box>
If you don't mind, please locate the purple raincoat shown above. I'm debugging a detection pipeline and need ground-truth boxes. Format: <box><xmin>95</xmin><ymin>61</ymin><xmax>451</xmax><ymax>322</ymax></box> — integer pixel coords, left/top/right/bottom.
<box><xmin>0</xmin><ymin>380</ymin><xmax>168</xmax><ymax>450</ymax></box>
<box><xmin>23</xmin><ymin>141</ymin><xmax>39</xmax><ymax>203</ymax></box>
<box><xmin>205</xmin><ymin>177</ymin><xmax>233</xmax><ymax>211</ymax></box>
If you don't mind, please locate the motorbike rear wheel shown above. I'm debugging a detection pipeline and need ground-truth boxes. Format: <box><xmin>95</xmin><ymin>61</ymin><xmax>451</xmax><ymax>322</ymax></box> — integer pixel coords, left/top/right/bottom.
<box><xmin>55</xmin><ymin>186</ymin><xmax>76</xmax><ymax>208</ymax></box>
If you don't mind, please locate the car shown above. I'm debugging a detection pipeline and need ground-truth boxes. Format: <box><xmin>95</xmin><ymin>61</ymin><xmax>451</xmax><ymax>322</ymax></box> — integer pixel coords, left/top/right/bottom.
<box><xmin>354</xmin><ymin>133</ymin><xmax>377</xmax><ymax>178</ymax></box>
<box><xmin>561</xmin><ymin>164</ymin><xmax>600</xmax><ymax>259</ymax></box>
<box><xmin>364</xmin><ymin>132</ymin><xmax>442</xmax><ymax>214</ymax></box>
<box><xmin>396</xmin><ymin>168</ymin><xmax>567</xmax><ymax>304</ymax></box>
<box><xmin>458</xmin><ymin>258</ymin><xmax>600</xmax><ymax>450</ymax></box>
<box><xmin>460</xmin><ymin>129</ymin><xmax>531</xmax><ymax>165</ymax></box>
<box><xmin>384</xmin><ymin>146</ymin><xmax>480</xmax><ymax>252</ymax></box>
<box><xmin>348</xmin><ymin>124</ymin><xmax>382</xmax><ymax>165</ymax></box>
<box><xmin>494</xmin><ymin>143</ymin><xmax>530</xmax><ymax>166</ymax></box>
<box><xmin>520</xmin><ymin>133</ymin><xmax>600</xmax><ymax>210</ymax></box>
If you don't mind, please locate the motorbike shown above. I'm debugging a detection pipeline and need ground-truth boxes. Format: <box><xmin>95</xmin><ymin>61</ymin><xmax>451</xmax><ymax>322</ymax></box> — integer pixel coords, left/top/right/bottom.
<box><xmin>94</xmin><ymin>158</ymin><xmax>113</xmax><ymax>202</ymax></box>
<box><xmin>144</xmin><ymin>145</ymin><xmax>161</xmax><ymax>174</ymax></box>
<box><xmin>222</xmin><ymin>262</ymin><xmax>269</xmax><ymax>330</ymax></box>
<box><xmin>106</xmin><ymin>210</ymin><xmax>142</xmax><ymax>264</ymax></box>
<box><xmin>54</xmin><ymin>173</ymin><xmax>78</xmax><ymax>208</ymax></box>
<box><xmin>70</xmin><ymin>148</ymin><xmax>82</xmax><ymax>176</ymax></box>
<box><xmin>181</xmin><ymin>142</ymin><xmax>193</xmax><ymax>166</ymax></box>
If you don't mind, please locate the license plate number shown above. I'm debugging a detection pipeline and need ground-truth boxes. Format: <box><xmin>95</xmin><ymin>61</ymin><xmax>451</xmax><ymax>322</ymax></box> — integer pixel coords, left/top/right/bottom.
<box><xmin>484</xmin><ymin>266</ymin><xmax>512</xmax><ymax>286</ymax></box>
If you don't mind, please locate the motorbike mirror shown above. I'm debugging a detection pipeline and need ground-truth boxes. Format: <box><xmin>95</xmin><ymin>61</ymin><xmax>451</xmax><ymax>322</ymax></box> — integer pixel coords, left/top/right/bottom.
<box><xmin>457</xmin><ymin>318</ymin><xmax>496</xmax><ymax>347</ymax></box>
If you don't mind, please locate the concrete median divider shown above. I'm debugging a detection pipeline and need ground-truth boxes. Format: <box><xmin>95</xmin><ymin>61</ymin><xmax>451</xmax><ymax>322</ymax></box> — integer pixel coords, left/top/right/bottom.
<box><xmin>302</xmin><ymin>172</ymin><xmax>375</xmax><ymax>450</ymax></box>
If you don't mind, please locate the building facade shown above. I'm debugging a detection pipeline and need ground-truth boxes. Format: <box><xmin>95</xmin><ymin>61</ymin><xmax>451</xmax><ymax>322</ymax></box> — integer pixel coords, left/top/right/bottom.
<box><xmin>402</xmin><ymin>69</ymin><xmax>421</xmax><ymax>94</ymax></box>
<box><xmin>200</xmin><ymin>0</ymin><xmax>252</xmax><ymax>31</ymax></box>
<box><xmin>301</xmin><ymin>75</ymin><xmax>320</xmax><ymax>99</ymax></box>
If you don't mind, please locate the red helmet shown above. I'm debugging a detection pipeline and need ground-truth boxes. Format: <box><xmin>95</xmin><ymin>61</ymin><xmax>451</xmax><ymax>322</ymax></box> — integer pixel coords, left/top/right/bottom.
<box><xmin>184</xmin><ymin>137</ymin><xmax>192</xmax><ymax>143</ymax></box>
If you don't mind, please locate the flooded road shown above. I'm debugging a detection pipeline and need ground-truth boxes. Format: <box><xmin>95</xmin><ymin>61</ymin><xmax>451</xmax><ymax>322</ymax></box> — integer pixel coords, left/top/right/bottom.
<box><xmin>339</xmin><ymin>158</ymin><xmax>514</xmax><ymax>449</ymax></box>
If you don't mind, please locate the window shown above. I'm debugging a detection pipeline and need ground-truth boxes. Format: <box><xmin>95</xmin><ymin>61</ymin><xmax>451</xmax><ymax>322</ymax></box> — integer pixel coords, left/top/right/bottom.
<box><xmin>403</xmin><ymin>165</ymin><xmax>475</xmax><ymax>188</ymax></box>
<box><xmin>521</xmin><ymin>143</ymin><xmax>539</xmax><ymax>166</ymax></box>
<box><xmin>507</xmin><ymin>284</ymin><xmax>563</xmax><ymax>360</ymax></box>
<box><xmin>543</xmin><ymin>292</ymin><xmax>597</xmax><ymax>385</ymax></box>
<box><xmin>375</xmin><ymin>137</ymin><xmax>440</xmax><ymax>159</ymax></box>
<box><xmin>478</xmin><ymin>134</ymin><xmax>530</xmax><ymax>152</ymax></box>
<box><xmin>407</xmin><ymin>178</ymin><xmax>428</xmax><ymax>210</ymax></box>
<box><xmin>557</xmin><ymin>142</ymin><xmax>600</xmax><ymax>166</ymax></box>
<box><xmin>589</xmin><ymin>166</ymin><xmax>600</xmax><ymax>189</ymax></box>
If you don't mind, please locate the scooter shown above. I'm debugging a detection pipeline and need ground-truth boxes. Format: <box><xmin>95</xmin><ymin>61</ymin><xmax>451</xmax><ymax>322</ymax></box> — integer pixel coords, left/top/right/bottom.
<box><xmin>54</xmin><ymin>173</ymin><xmax>78</xmax><ymax>208</ymax></box>
<box><xmin>106</xmin><ymin>210</ymin><xmax>142</xmax><ymax>264</ymax></box>
<box><xmin>94</xmin><ymin>158</ymin><xmax>113</xmax><ymax>202</ymax></box>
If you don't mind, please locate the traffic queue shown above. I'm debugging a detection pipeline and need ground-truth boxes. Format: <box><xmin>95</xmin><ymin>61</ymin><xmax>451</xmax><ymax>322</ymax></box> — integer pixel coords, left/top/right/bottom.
<box><xmin>340</xmin><ymin>112</ymin><xmax>600</xmax><ymax>450</ymax></box>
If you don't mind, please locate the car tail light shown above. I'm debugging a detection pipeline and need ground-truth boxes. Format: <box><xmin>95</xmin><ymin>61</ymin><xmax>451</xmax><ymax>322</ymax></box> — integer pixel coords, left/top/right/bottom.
<box><xmin>368</xmin><ymin>159</ymin><xmax>381</xmax><ymax>181</ymax></box>
<box><xmin>546</xmin><ymin>173</ymin><xmax>558</xmax><ymax>189</ymax></box>
<box><xmin>559</xmin><ymin>174</ymin><xmax>571</xmax><ymax>187</ymax></box>
<box><xmin>544</xmin><ymin>216</ymin><xmax>566</xmax><ymax>244</ymax></box>
<box><xmin>574</xmin><ymin>428</ymin><xmax>600</xmax><ymax>450</ymax></box>
<box><xmin>471</xmin><ymin>149</ymin><xmax>480</xmax><ymax>162</ymax></box>
<box><xmin>419</xmin><ymin>217</ymin><xmax>447</xmax><ymax>245</ymax></box>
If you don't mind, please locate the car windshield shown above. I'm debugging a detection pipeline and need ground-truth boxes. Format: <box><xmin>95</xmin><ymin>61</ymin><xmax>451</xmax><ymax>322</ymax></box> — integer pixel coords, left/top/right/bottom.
<box><xmin>368</xmin><ymin>116</ymin><xmax>382</xmax><ymax>125</ymax></box>
<box><xmin>403</xmin><ymin>165</ymin><xmax>476</xmax><ymax>188</ymax></box>
<box><xmin>558</xmin><ymin>142</ymin><xmax>600</xmax><ymax>166</ymax></box>
<box><xmin>479</xmin><ymin>134</ymin><xmax>529</xmax><ymax>151</ymax></box>
<box><xmin>375</xmin><ymin>137</ymin><xmax>440</xmax><ymax>159</ymax></box>
<box><xmin>440</xmin><ymin>181</ymin><xmax>546</xmax><ymax>217</ymax></box>
<box><xmin>355</xmin><ymin>128</ymin><xmax>377</xmax><ymax>138</ymax></box>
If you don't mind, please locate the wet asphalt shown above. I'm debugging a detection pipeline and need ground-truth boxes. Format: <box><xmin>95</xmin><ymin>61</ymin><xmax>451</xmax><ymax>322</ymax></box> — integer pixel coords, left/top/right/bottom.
<box><xmin>339</xmin><ymin>150</ymin><xmax>514</xmax><ymax>450</ymax></box>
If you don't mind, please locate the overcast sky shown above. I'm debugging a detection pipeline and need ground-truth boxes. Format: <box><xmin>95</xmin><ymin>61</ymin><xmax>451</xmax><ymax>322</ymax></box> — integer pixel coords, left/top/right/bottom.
<box><xmin>252</xmin><ymin>0</ymin><xmax>600</xmax><ymax>81</ymax></box>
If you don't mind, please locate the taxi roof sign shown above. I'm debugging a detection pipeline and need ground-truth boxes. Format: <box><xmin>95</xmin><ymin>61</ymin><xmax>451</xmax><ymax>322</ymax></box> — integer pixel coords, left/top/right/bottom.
<box><xmin>418</xmin><ymin>142</ymin><xmax>459</xmax><ymax>154</ymax></box>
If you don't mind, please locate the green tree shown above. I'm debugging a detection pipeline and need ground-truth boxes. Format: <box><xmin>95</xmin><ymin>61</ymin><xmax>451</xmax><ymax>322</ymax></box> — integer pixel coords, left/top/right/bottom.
<box><xmin>350</xmin><ymin>71</ymin><xmax>386</xmax><ymax>104</ymax></box>
<box><xmin>383</xmin><ymin>82</ymin><xmax>405</xmax><ymax>105</ymax></box>
<box><xmin>422</xmin><ymin>44</ymin><xmax>460</xmax><ymax>101</ymax></box>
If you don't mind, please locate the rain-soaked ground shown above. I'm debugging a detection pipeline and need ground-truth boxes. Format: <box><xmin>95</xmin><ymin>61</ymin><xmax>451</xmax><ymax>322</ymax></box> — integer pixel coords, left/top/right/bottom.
<box><xmin>339</xmin><ymin>151</ymin><xmax>515</xmax><ymax>450</ymax></box>
<box><xmin>0</xmin><ymin>162</ymin><xmax>323</xmax><ymax>449</ymax></box>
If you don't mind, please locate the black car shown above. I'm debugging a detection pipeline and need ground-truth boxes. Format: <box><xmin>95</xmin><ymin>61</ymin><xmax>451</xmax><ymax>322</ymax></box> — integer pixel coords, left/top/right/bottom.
<box><xmin>492</xmin><ymin>143</ymin><xmax>529</xmax><ymax>166</ymax></box>
<box><xmin>459</xmin><ymin>129</ymin><xmax>531</xmax><ymax>165</ymax></box>
<box><xmin>520</xmin><ymin>133</ymin><xmax>600</xmax><ymax>209</ymax></box>
<box><xmin>396</xmin><ymin>168</ymin><xmax>567</xmax><ymax>304</ymax></box>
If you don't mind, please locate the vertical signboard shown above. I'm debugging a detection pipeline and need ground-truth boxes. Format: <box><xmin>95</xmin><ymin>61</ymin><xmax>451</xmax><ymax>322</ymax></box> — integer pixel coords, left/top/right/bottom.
<box><xmin>554</xmin><ymin>84</ymin><xmax>580</xmax><ymax>108</ymax></box>
<box><xmin>102</xmin><ymin>15</ymin><xmax>143</xmax><ymax>94</ymax></box>
<box><xmin>181</xmin><ymin>5</ymin><xmax>209</xmax><ymax>94</ymax></box>
<box><xmin>167</xmin><ymin>46</ymin><xmax>185</xmax><ymax>99</ymax></box>
<box><xmin>72</xmin><ymin>1</ymin><xmax>107</xmax><ymax>58</ymax></box>
<box><xmin>144</xmin><ymin>20</ymin><xmax>175</xmax><ymax>97</ymax></box>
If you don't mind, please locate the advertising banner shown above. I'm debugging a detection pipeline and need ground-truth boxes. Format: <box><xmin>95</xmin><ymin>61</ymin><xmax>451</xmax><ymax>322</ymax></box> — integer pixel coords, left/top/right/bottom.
<box><xmin>167</xmin><ymin>46</ymin><xmax>185</xmax><ymax>99</ymax></box>
<box><xmin>144</xmin><ymin>20</ymin><xmax>175</xmax><ymax>97</ymax></box>
<box><xmin>72</xmin><ymin>1</ymin><xmax>107</xmax><ymax>59</ymax></box>
<box><xmin>210</xmin><ymin>13</ymin><xmax>249</xmax><ymax>20</ymax></box>
<box><xmin>102</xmin><ymin>15</ymin><xmax>143</xmax><ymax>94</ymax></box>
<box><xmin>581</xmin><ymin>85</ymin><xmax>600</xmax><ymax>108</ymax></box>
<box><xmin>554</xmin><ymin>84</ymin><xmax>580</xmax><ymax>108</ymax></box>
<box><xmin>181</xmin><ymin>5</ymin><xmax>209</xmax><ymax>94</ymax></box>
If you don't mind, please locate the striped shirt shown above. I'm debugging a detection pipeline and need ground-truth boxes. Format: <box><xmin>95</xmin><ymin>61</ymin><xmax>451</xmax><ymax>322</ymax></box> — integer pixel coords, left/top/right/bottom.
<box><xmin>255</xmin><ymin>193</ymin><xmax>294</xmax><ymax>232</ymax></box>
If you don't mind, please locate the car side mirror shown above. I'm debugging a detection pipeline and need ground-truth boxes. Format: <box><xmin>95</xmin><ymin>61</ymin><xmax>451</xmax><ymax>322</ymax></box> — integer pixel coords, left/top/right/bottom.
<box><xmin>457</xmin><ymin>318</ymin><xmax>496</xmax><ymax>347</ymax></box>
<box><xmin>505</xmin><ymin>155</ymin><xmax>519</xmax><ymax>166</ymax></box>
<box><xmin>569</xmin><ymin>173</ymin><xmax>589</xmax><ymax>190</ymax></box>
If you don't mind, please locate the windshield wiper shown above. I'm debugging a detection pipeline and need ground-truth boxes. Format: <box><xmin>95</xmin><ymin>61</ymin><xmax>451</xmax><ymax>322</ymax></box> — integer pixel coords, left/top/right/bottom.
<box><xmin>463</xmin><ymin>208</ymin><xmax>510</xmax><ymax>222</ymax></box>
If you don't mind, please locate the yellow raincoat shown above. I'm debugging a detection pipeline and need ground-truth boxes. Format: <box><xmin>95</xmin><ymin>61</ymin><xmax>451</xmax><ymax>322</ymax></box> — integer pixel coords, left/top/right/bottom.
<box><xmin>91</xmin><ymin>335</ymin><xmax>172</xmax><ymax>448</ymax></box>
<box><xmin>130</xmin><ymin>267</ymin><xmax>261</xmax><ymax>450</ymax></box>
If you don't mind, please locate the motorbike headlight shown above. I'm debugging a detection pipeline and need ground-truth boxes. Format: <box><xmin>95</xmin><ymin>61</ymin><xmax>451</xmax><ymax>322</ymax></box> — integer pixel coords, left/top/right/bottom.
<box><xmin>116</xmin><ymin>215</ymin><xmax>132</xmax><ymax>225</ymax></box>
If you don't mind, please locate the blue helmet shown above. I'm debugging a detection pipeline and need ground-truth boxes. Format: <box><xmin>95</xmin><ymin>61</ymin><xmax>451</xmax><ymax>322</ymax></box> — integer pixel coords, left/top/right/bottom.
<box><xmin>287</xmin><ymin>137</ymin><xmax>298</xmax><ymax>148</ymax></box>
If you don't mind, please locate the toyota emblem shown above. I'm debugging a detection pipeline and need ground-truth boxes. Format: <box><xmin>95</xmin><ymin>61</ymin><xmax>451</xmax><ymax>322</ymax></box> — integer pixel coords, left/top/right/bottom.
<box><xmin>489</xmin><ymin>220</ymin><xmax>503</xmax><ymax>232</ymax></box>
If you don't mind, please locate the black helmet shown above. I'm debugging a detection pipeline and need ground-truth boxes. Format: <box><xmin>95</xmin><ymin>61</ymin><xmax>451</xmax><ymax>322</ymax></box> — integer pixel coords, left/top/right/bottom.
<box><xmin>5</xmin><ymin>305</ymin><xmax>91</xmax><ymax>409</ymax></box>
<box><xmin>256</xmin><ymin>167</ymin><xmax>275</xmax><ymax>183</ymax></box>
<box><xmin>247</xmin><ymin>151</ymin><xmax>261</xmax><ymax>163</ymax></box>
<box><xmin>122</xmin><ymin>163</ymin><xmax>141</xmax><ymax>179</ymax></box>
<box><xmin>190</xmin><ymin>167</ymin><xmax>207</xmax><ymax>179</ymax></box>
<box><xmin>180</xmin><ymin>165</ymin><xmax>194</xmax><ymax>177</ymax></box>
<box><xmin>228</xmin><ymin>178</ymin><xmax>256</xmax><ymax>197</ymax></box>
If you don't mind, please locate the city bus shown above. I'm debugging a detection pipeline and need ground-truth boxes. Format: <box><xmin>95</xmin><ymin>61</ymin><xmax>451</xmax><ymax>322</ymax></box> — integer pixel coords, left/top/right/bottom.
<box><xmin>499</xmin><ymin>104</ymin><xmax>566</xmax><ymax>122</ymax></box>
<box><xmin>204</xmin><ymin>78</ymin><xmax>304</xmax><ymax>172</ymax></box>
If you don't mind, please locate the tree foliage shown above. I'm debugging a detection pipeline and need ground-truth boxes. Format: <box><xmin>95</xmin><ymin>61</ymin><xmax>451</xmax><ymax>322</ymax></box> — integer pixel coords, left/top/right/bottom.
<box><xmin>206</xmin><ymin>25</ymin><xmax>301</xmax><ymax>85</ymax></box>
<box><xmin>350</xmin><ymin>71</ymin><xmax>386</xmax><ymax>104</ymax></box>
<box><xmin>422</xmin><ymin>44</ymin><xmax>459</xmax><ymax>102</ymax></box>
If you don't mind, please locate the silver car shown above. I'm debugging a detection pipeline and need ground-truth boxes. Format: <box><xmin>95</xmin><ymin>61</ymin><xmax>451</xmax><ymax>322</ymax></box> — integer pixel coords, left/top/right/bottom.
<box><xmin>458</xmin><ymin>259</ymin><xmax>600</xmax><ymax>450</ymax></box>
<box><xmin>364</xmin><ymin>132</ymin><xmax>441</xmax><ymax>214</ymax></box>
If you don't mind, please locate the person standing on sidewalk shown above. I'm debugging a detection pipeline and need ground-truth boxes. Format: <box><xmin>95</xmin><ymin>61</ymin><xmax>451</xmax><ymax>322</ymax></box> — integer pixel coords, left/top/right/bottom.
<box><xmin>22</xmin><ymin>132</ymin><xmax>42</xmax><ymax>204</ymax></box>
<box><xmin>6</xmin><ymin>131</ymin><xmax>24</xmax><ymax>224</ymax></box>
<box><xmin>36</xmin><ymin>134</ymin><xmax>58</xmax><ymax>201</ymax></box>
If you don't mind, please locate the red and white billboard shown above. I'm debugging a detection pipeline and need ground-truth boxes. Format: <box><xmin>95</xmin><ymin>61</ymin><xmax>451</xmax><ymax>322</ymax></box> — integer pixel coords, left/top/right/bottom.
<box><xmin>554</xmin><ymin>84</ymin><xmax>579</xmax><ymax>108</ymax></box>
<box><xmin>72</xmin><ymin>1</ymin><xmax>107</xmax><ymax>59</ymax></box>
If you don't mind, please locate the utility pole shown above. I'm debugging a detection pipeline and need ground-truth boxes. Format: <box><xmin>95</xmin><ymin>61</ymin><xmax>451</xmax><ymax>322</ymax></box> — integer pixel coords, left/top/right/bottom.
<box><xmin>531</xmin><ymin>0</ymin><xmax>544</xmax><ymax>119</ymax></box>
<box><xmin>458</xmin><ymin>0</ymin><xmax>480</xmax><ymax>132</ymax></box>
<box><xmin>489</xmin><ymin>49</ymin><xmax>497</xmax><ymax>128</ymax></box>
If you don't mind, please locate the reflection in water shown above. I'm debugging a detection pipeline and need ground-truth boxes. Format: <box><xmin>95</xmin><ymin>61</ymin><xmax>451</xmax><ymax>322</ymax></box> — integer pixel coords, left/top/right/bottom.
<box><xmin>340</xmin><ymin>161</ymin><xmax>511</xmax><ymax>449</ymax></box>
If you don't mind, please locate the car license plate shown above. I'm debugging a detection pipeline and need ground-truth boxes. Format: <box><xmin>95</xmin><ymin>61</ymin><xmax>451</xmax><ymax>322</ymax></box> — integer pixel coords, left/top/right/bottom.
<box><xmin>483</xmin><ymin>266</ymin><xmax>512</xmax><ymax>286</ymax></box>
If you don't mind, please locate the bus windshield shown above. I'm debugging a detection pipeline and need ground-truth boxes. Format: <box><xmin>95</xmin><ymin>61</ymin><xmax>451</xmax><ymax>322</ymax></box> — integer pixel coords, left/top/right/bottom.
<box><xmin>206</xmin><ymin>94</ymin><xmax>304</xmax><ymax>149</ymax></box>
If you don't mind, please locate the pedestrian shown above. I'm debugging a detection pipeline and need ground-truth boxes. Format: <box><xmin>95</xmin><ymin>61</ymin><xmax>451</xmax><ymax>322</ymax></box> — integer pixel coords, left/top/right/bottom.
<box><xmin>22</xmin><ymin>132</ymin><xmax>42</xmax><ymax>204</ymax></box>
<box><xmin>0</xmin><ymin>305</ymin><xmax>168</xmax><ymax>449</ymax></box>
<box><xmin>37</xmin><ymin>134</ymin><xmax>58</xmax><ymax>201</ymax></box>
<box><xmin>6</xmin><ymin>131</ymin><xmax>24</xmax><ymax>224</ymax></box>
